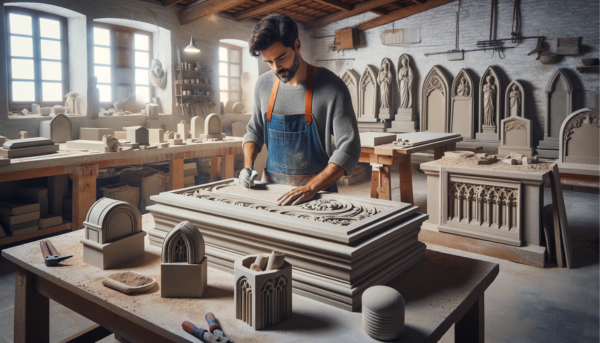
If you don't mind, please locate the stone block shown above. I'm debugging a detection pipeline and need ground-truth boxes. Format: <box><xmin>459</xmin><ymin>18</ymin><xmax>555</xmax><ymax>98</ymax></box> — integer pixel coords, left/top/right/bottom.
<box><xmin>79</xmin><ymin>128</ymin><xmax>115</xmax><ymax>141</ymax></box>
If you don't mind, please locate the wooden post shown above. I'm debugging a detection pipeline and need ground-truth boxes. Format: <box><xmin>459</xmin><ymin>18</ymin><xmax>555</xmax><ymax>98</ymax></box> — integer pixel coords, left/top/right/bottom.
<box><xmin>210</xmin><ymin>156</ymin><xmax>222</xmax><ymax>182</ymax></box>
<box><xmin>455</xmin><ymin>294</ymin><xmax>484</xmax><ymax>343</ymax></box>
<box><xmin>370</xmin><ymin>164</ymin><xmax>381</xmax><ymax>199</ymax></box>
<box><xmin>434</xmin><ymin>146</ymin><xmax>446</xmax><ymax>160</ymax></box>
<box><xmin>221</xmin><ymin>155</ymin><xmax>235</xmax><ymax>180</ymax></box>
<box><xmin>47</xmin><ymin>174</ymin><xmax>68</xmax><ymax>217</ymax></box>
<box><xmin>379</xmin><ymin>165</ymin><xmax>391</xmax><ymax>200</ymax></box>
<box><xmin>169</xmin><ymin>158</ymin><xmax>184</xmax><ymax>190</ymax></box>
<box><xmin>398</xmin><ymin>155</ymin><xmax>414</xmax><ymax>204</ymax></box>
<box><xmin>14</xmin><ymin>267</ymin><xmax>49</xmax><ymax>343</ymax></box>
<box><xmin>69</xmin><ymin>164</ymin><xmax>98</xmax><ymax>231</ymax></box>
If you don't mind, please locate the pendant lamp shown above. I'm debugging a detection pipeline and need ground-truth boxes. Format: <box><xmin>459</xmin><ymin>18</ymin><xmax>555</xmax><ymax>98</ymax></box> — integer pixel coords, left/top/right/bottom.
<box><xmin>184</xmin><ymin>20</ymin><xmax>200</xmax><ymax>53</ymax></box>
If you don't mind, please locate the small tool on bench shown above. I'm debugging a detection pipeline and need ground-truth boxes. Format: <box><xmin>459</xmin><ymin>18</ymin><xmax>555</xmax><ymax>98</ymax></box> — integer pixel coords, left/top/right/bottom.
<box><xmin>182</xmin><ymin>321</ymin><xmax>225</xmax><ymax>343</ymax></box>
<box><xmin>205</xmin><ymin>312</ymin><xmax>235</xmax><ymax>343</ymax></box>
<box><xmin>40</xmin><ymin>240</ymin><xmax>72</xmax><ymax>266</ymax></box>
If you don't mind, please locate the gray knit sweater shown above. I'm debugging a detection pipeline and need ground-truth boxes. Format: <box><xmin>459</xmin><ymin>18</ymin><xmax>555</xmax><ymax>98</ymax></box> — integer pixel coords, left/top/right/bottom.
<box><xmin>242</xmin><ymin>67</ymin><xmax>361</xmax><ymax>176</ymax></box>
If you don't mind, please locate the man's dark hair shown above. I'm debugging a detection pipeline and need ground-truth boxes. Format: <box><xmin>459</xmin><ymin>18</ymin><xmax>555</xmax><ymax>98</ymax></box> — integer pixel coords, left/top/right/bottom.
<box><xmin>249</xmin><ymin>14</ymin><xmax>298</xmax><ymax>57</ymax></box>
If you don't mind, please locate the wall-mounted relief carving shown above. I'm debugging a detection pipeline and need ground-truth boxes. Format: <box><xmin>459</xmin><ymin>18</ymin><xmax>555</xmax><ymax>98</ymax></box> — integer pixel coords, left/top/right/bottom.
<box><xmin>389</xmin><ymin>54</ymin><xmax>417</xmax><ymax>133</ymax></box>
<box><xmin>341</xmin><ymin>69</ymin><xmax>360</xmax><ymax>116</ymax></box>
<box><xmin>358</xmin><ymin>65</ymin><xmax>379</xmax><ymax>122</ymax></box>
<box><xmin>536</xmin><ymin>69</ymin><xmax>574</xmax><ymax>158</ymax></box>
<box><xmin>476</xmin><ymin>66</ymin><xmax>502</xmax><ymax>141</ymax></box>
<box><xmin>505</xmin><ymin>80</ymin><xmax>525</xmax><ymax>118</ymax></box>
<box><xmin>420</xmin><ymin>66</ymin><xmax>450</xmax><ymax>133</ymax></box>
<box><xmin>498</xmin><ymin>116</ymin><xmax>533</xmax><ymax>157</ymax></box>
<box><xmin>559</xmin><ymin>108</ymin><xmax>600</xmax><ymax>165</ymax></box>
<box><xmin>378</xmin><ymin>58</ymin><xmax>395</xmax><ymax>120</ymax></box>
<box><xmin>450</xmin><ymin>69</ymin><xmax>475</xmax><ymax>139</ymax></box>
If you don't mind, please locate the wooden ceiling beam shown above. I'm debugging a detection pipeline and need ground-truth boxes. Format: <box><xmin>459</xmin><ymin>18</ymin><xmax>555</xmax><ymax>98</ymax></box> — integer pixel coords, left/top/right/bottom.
<box><xmin>411</xmin><ymin>0</ymin><xmax>427</xmax><ymax>3</ymax></box>
<box><xmin>179</xmin><ymin>0</ymin><xmax>248</xmax><ymax>24</ymax></box>
<box><xmin>356</xmin><ymin>0</ymin><xmax>454</xmax><ymax>31</ymax></box>
<box><xmin>163</xmin><ymin>0</ymin><xmax>185</xmax><ymax>7</ymax></box>
<box><xmin>233</xmin><ymin>0</ymin><xmax>299</xmax><ymax>21</ymax></box>
<box><xmin>304</xmin><ymin>0</ymin><xmax>402</xmax><ymax>30</ymax></box>
<box><xmin>312</xmin><ymin>0</ymin><xmax>352</xmax><ymax>11</ymax></box>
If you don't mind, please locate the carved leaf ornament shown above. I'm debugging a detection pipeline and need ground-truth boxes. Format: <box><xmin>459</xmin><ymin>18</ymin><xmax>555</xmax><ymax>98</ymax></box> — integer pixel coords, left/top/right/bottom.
<box><xmin>505</xmin><ymin>120</ymin><xmax>528</xmax><ymax>132</ymax></box>
<box><xmin>562</xmin><ymin>111</ymin><xmax>600</xmax><ymax>151</ymax></box>
<box><xmin>426</xmin><ymin>74</ymin><xmax>445</xmax><ymax>96</ymax></box>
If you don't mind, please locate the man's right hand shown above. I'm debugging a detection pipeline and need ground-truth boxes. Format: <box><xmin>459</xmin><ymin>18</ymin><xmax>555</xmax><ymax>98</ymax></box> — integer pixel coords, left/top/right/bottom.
<box><xmin>239</xmin><ymin>168</ymin><xmax>258</xmax><ymax>189</ymax></box>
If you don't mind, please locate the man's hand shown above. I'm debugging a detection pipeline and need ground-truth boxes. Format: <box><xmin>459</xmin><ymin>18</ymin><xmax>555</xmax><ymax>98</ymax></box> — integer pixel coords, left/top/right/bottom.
<box><xmin>277</xmin><ymin>185</ymin><xmax>318</xmax><ymax>206</ymax></box>
<box><xmin>239</xmin><ymin>168</ymin><xmax>258</xmax><ymax>188</ymax></box>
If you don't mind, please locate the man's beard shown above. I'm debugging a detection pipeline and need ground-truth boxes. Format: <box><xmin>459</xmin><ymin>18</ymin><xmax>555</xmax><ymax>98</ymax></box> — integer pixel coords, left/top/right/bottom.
<box><xmin>276</xmin><ymin>52</ymin><xmax>300</xmax><ymax>83</ymax></box>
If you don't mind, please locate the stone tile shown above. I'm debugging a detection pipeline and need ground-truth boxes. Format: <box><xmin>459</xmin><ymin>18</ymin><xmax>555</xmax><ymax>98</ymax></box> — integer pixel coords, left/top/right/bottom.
<box><xmin>531</xmin><ymin>297</ymin><xmax>563</xmax><ymax>320</ymax></box>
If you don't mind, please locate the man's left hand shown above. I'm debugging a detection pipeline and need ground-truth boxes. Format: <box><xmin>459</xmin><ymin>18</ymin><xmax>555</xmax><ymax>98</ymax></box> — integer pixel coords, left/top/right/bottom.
<box><xmin>277</xmin><ymin>185</ymin><xmax>318</xmax><ymax>206</ymax></box>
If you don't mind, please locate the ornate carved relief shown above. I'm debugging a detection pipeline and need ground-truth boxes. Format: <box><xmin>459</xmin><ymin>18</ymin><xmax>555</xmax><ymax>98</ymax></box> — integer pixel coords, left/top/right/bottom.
<box><xmin>559</xmin><ymin>108</ymin><xmax>600</xmax><ymax>164</ymax></box>
<box><xmin>498</xmin><ymin>116</ymin><xmax>533</xmax><ymax>157</ymax></box>
<box><xmin>537</xmin><ymin>69</ymin><xmax>574</xmax><ymax>158</ymax></box>
<box><xmin>476</xmin><ymin>66</ymin><xmax>502</xmax><ymax>141</ymax></box>
<box><xmin>421</xmin><ymin>66</ymin><xmax>450</xmax><ymax>133</ymax></box>
<box><xmin>450</xmin><ymin>69</ymin><xmax>475</xmax><ymax>139</ymax></box>
<box><xmin>505</xmin><ymin>120</ymin><xmax>528</xmax><ymax>132</ymax></box>
<box><xmin>358</xmin><ymin>65</ymin><xmax>379</xmax><ymax>122</ymax></box>
<box><xmin>397</xmin><ymin>54</ymin><xmax>413</xmax><ymax>111</ymax></box>
<box><xmin>505</xmin><ymin>80</ymin><xmax>525</xmax><ymax>118</ymax></box>
<box><xmin>341</xmin><ymin>69</ymin><xmax>360</xmax><ymax>116</ymax></box>
<box><xmin>378</xmin><ymin>58</ymin><xmax>394</xmax><ymax>119</ymax></box>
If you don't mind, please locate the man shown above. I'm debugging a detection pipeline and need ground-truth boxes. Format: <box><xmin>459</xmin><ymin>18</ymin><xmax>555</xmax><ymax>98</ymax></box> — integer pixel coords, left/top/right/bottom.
<box><xmin>240</xmin><ymin>13</ymin><xmax>360</xmax><ymax>206</ymax></box>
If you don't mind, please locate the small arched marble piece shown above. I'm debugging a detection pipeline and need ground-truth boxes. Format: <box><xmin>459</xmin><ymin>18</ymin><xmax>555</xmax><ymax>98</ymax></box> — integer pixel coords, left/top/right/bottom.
<box><xmin>39</xmin><ymin>113</ymin><xmax>72</xmax><ymax>143</ymax></box>
<box><xmin>199</xmin><ymin>113</ymin><xmax>226</xmax><ymax>140</ymax></box>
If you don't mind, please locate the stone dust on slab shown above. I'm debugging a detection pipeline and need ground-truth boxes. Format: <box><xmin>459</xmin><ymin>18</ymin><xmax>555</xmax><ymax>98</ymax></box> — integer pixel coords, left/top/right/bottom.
<box><xmin>108</xmin><ymin>271</ymin><xmax>153</xmax><ymax>287</ymax></box>
<box><xmin>430</xmin><ymin>156</ymin><xmax>553</xmax><ymax>174</ymax></box>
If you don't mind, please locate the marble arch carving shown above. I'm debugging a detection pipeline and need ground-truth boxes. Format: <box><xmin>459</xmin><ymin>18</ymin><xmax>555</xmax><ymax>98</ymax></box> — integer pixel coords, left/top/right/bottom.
<box><xmin>450</xmin><ymin>68</ymin><xmax>475</xmax><ymax>139</ymax></box>
<box><xmin>476</xmin><ymin>66</ymin><xmax>502</xmax><ymax>141</ymax></box>
<box><xmin>421</xmin><ymin>66</ymin><xmax>450</xmax><ymax>133</ymax></box>
<box><xmin>358</xmin><ymin>65</ymin><xmax>379</xmax><ymax>122</ymax></box>
<box><xmin>341</xmin><ymin>69</ymin><xmax>360</xmax><ymax>117</ymax></box>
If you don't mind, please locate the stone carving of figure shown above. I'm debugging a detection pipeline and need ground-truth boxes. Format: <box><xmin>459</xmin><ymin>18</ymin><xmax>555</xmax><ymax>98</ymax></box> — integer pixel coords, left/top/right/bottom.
<box><xmin>149</xmin><ymin>59</ymin><xmax>167</xmax><ymax>89</ymax></box>
<box><xmin>378</xmin><ymin>60</ymin><xmax>392</xmax><ymax>109</ymax></box>
<box><xmin>397</xmin><ymin>56</ymin><xmax>413</xmax><ymax>108</ymax></box>
<box><xmin>509</xmin><ymin>85</ymin><xmax>521</xmax><ymax>117</ymax></box>
<box><xmin>457</xmin><ymin>77</ymin><xmax>469</xmax><ymax>97</ymax></box>
<box><xmin>483</xmin><ymin>75</ymin><xmax>496</xmax><ymax>126</ymax></box>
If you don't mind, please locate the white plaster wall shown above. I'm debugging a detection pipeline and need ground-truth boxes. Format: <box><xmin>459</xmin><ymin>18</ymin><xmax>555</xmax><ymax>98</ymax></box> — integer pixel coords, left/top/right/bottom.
<box><xmin>307</xmin><ymin>0</ymin><xmax>599</xmax><ymax>146</ymax></box>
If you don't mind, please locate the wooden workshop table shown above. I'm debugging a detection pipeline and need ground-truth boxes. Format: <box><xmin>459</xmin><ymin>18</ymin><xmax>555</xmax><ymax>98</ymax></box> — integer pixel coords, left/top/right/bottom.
<box><xmin>0</xmin><ymin>138</ymin><xmax>243</xmax><ymax>242</ymax></box>
<box><xmin>3</xmin><ymin>230</ymin><xmax>498</xmax><ymax>343</ymax></box>
<box><xmin>360</xmin><ymin>133</ymin><xmax>463</xmax><ymax>204</ymax></box>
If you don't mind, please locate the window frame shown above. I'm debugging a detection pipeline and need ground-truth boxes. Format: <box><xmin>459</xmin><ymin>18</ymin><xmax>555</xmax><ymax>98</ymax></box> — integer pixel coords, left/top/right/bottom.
<box><xmin>6</xmin><ymin>7</ymin><xmax>69</xmax><ymax>111</ymax></box>
<box><xmin>219</xmin><ymin>42</ymin><xmax>242</xmax><ymax>104</ymax></box>
<box><xmin>93</xmin><ymin>22</ymin><xmax>153</xmax><ymax>107</ymax></box>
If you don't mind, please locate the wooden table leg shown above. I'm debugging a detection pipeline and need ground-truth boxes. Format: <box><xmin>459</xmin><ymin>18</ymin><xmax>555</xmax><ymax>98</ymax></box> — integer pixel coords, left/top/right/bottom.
<box><xmin>446</xmin><ymin>143</ymin><xmax>456</xmax><ymax>152</ymax></box>
<box><xmin>379</xmin><ymin>165</ymin><xmax>391</xmax><ymax>200</ymax></box>
<box><xmin>370</xmin><ymin>164</ymin><xmax>380</xmax><ymax>199</ymax></box>
<box><xmin>69</xmin><ymin>164</ymin><xmax>98</xmax><ymax>231</ymax></box>
<box><xmin>210</xmin><ymin>156</ymin><xmax>222</xmax><ymax>182</ymax></box>
<box><xmin>14</xmin><ymin>267</ymin><xmax>49</xmax><ymax>343</ymax></box>
<box><xmin>398</xmin><ymin>155</ymin><xmax>414</xmax><ymax>204</ymax></box>
<box><xmin>434</xmin><ymin>146</ymin><xmax>446</xmax><ymax>160</ymax></box>
<box><xmin>48</xmin><ymin>174</ymin><xmax>68</xmax><ymax>217</ymax></box>
<box><xmin>169</xmin><ymin>158</ymin><xmax>184</xmax><ymax>190</ymax></box>
<box><xmin>221</xmin><ymin>155</ymin><xmax>235</xmax><ymax>180</ymax></box>
<box><xmin>455</xmin><ymin>294</ymin><xmax>484</xmax><ymax>343</ymax></box>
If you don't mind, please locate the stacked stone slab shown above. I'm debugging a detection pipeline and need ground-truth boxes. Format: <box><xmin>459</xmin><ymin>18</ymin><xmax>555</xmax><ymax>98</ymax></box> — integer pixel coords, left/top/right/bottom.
<box><xmin>0</xmin><ymin>201</ymin><xmax>40</xmax><ymax>236</ymax></box>
<box><xmin>147</xmin><ymin>180</ymin><xmax>427</xmax><ymax>311</ymax></box>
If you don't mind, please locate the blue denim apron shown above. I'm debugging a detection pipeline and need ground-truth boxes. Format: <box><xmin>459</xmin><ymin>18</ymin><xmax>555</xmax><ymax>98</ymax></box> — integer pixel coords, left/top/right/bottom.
<box><xmin>263</xmin><ymin>64</ymin><xmax>338</xmax><ymax>192</ymax></box>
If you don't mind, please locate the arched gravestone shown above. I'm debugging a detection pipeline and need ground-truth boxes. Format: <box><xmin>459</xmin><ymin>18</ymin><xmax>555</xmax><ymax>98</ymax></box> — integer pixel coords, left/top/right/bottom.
<box><xmin>389</xmin><ymin>54</ymin><xmax>417</xmax><ymax>133</ymax></box>
<box><xmin>476</xmin><ymin>66</ymin><xmax>502</xmax><ymax>141</ymax></box>
<box><xmin>536</xmin><ymin>69</ymin><xmax>574</xmax><ymax>158</ymax></box>
<box><xmin>200</xmin><ymin>113</ymin><xmax>226</xmax><ymax>140</ymax></box>
<box><xmin>421</xmin><ymin>66</ymin><xmax>450</xmax><ymax>133</ymax></box>
<box><xmin>341</xmin><ymin>69</ymin><xmax>360</xmax><ymax>116</ymax></box>
<box><xmin>39</xmin><ymin>113</ymin><xmax>72</xmax><ymax>143</ymax></box>
<box><xmin>505</xmin><ymin>80</ymin><xmax>525</xmax><ymax>118</ymax></box>
<box><xmin>559</xmin><ymin>108</ymin><xmax>600</xmax><ymax>165</ymax></box>
<box><xmin>498</xmin><ymin>116</ymin><xmax>533</xmax><ymax>157</ymax></box>
<box><xmin>378</xmin><ymin>58</ymin><xmax>395</xmax><ymax>120</ymax></box>
<box><xmin>450</xmin><ymin>68</ymin><xmax>475</xmax><ymax>139</ymax></box>
<box><xmin>358</xmin><ymin>65</ymin><xmax>379</xmax><ymax>122</ymax></box>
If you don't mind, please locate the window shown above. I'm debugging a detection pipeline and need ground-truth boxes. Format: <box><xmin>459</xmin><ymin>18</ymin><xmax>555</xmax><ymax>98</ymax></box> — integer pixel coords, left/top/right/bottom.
<box><xmin>93</xmin><ymin>24</ymin><xmax>151</xmax><ymax>105</ymax></box>
<box><xmin>219</xmin><ymin>43</ymin><xmax>241</xmax><ymax>104</ymax></box>
<box><xmin>6</xmin><ymin>9</ymin><xmax>68</xmax><ymax>109</ymax></box>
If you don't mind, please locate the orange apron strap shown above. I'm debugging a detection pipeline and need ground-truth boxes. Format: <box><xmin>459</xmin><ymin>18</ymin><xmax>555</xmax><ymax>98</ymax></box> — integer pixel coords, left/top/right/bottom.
<box><xmin>305</xmin><ymin>64</ymin><xmax>316</xmax><ymax>124</ymax></box>
<box><xmin>266</xmin><ymin>76</ymin><xmax>280</xmax><ymax>122</ymax></box>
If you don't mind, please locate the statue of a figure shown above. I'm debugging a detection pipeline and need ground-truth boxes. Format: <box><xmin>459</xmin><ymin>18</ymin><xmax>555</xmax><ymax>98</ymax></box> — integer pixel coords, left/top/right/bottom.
<box><xmin>456</xmin><ymin>77</ymin><xmax>469</xmax><ymax>97</ymax></box>
<box><xmin>397</xmin><ymin>56</ymin><xmax>413</xmax><ymax>108</ymax></box>
<box><xmin>149</xmin><ymin>59</ymin><xmax>167</xmax><ymax>89</ymax></box>
<box><xmin>509</xmin><ymin>85</ymin><xmax>521</xmax><ymax>117</ymax></box>
<box><xmin>378</xmin><ymin>60</ymin><xmax>392</xmax><ymax>109</ymax></box>
<box><xmin>483</xmin><ymin>75</ymin><xmax>496</xmax><ymax>126</ymax></box>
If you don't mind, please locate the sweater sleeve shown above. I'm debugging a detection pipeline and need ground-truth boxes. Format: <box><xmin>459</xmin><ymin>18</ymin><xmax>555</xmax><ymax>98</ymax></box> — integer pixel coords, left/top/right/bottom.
<box><xmin>242</xmin><ymin>81</ymin><xmax>265</xmax><ymax>152</ymax></box>
<box><xmin>328</xmin><ymin>87</ymin><xmax>361</xmax><ymax>176</ymax></box>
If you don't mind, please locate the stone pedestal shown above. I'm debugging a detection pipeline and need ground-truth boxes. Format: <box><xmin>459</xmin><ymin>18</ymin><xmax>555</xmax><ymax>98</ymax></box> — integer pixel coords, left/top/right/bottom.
<box><xmin>161</xmin><ymin>258</ymin><xmax>208</xmax><ymax>298</ymax></box>
<box><xmin>476</xmin><ymin>126</ymin><xmax>498</xmax><ymax>141</ymax></box>
<box><xmin>81</xmin><ymin>231</ymin><xmax>146</xmax><ymax>270</ymax></box>
<box><xmin>388</xmin><ymin>109</ymin><xmax>417</xmax><ymax>133</ymax></box>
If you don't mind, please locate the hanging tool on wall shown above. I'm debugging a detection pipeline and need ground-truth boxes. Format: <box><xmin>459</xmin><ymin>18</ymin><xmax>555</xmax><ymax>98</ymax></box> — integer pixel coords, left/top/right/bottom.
<box><xmin>40</xmin><ymin>240</ymin><xmax>72</xmax><ymax>266</ymax></box>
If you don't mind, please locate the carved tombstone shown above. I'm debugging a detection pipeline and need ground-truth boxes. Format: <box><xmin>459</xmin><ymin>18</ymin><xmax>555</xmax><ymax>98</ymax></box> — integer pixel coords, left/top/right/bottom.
<box><xmin>536</xmin><ymin>69</ymin><xmax>574</xmax><ymax>158</ymax></box>
<box><xmin>191</xmin><ymin>116</ymin><xmax>204</xmax><ymax>138</ymax></box>
<box><xmin>450</xmin><ymin>69</ymin><xmax>475</xmax><ymax>139</ymax></box>
<box><xmin>341</xmin><ymin>69</ymin><xmax>360</xmax><ymax>116</ymax></box>
<box><xmin>389</xmin><ymin>54</ymin><xmax>417</xmax><ymax>133</ymax></box>
<box><xmin>498</xmin><ymin>117</ymin><xmax>533</xmax><ymax>157</ymax></box>
<box><xmin>358</xmin><ymin>65</ymin><xmax>379</xmax><ymax>122</ymax></box>
<box><xmin>235</xmin><ymin>254</ymin><xmax>292</xmax><ymax>330</ymax></box>
<box><xmin>81</xmin><ymin>198</ymin><xmax>146</xmax><ymax>270</ymax></box>
<box><xmin>505</xmin><ymin>80</ymin><xmax>525</xmax><ymax>118</ymax></box>
<box><xmin>225</xmin><ymin>100</ymin><xmax>235</xmax><ymax>114</ymax></box>
<box><xmin>559</xmin><ymin>108</ymin><xmax>600</xmax><ymax>165</ymax></box>
<box><xmin>161</xmin><ymin>221</ymin><xmax>208</xmax><ymax>298</ymax></box>
<box><xmin>378</xmin><ymin>58</ymin><xmax>394</xmax><ymax>120</ymax></box>
<box><xmin>231</xmin><ymin>102</ymin><xmax>244</xmax><ymax>114</ymax></box>
<box><xmin>39</xmin><ymin>113</ymin><xmax>72</xmax><ymax>143</ymax></box>
<box><xmin>200</xmin><ymin>113</ymin><xmax>226</xmax><ymax>140</ymax></box>
<box><xmin>125</xmin><ymin>126</ymin><xmax>149</xmax><ymax>145</ymax></box>
<box><xmin>476</xmin><ymin>66</ymin><xmax>502</xmax><ymax>141</ymax></box>
<box><xmin>421</xmin><ymin>66</ymin><xmax>450</xmax><ymax>133</ymax></box>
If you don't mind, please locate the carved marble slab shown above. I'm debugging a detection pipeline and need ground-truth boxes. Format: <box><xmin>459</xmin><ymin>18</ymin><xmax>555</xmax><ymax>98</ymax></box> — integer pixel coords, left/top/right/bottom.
<box><xmin>450</xmin><ymin>69</ymin><xmax>475</xmax><ymax>140</ymax></box>
<box><xmin>341</xmin><ymin>69</ymin><xmax>360</xmax><ymax>117</ymax></box>
<box><xmin>498</xmin><ymin>117</ymin><xmax>533</xmax><ymax>157</ymax></box>
<box><xmin>39</xmin><ymin>113</ymin><xmax>72</xmax><ymax>143</ymax></box>
<box><xmin>378</xmin><ymin>58</ymin><xmax>395</xmax><ymax>120</ymax></box>
<box><xmin>476</xmin><ymin>66</ymin><xmax>502</xmax><ymax>141</ymax></box>
<box><xmin>358</xmin><ymin>65</ymin><xmax>379</xmax><ymax>122</ymax></box>
<box><xmin>421</xmin><ymin>66</ymin><xmax>450</xmax><ymax>133</ymax></box>
<box><xmin>389</xmin><ymin>54</ymin><xmax>417</xmax><ymax>133</ymax></box>
<box><xmin>558</xmin><ymin>108</ymin><xmax>600</xmax><ymax>165</ymax></box>
<box><xmin>505</xmin><ymin>80</ymin><xmax>525</xmax><ymax>119</ymax></box>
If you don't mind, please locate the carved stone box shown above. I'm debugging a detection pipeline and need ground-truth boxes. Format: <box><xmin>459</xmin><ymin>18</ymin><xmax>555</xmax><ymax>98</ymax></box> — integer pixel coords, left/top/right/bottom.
<box><xmin>147</xmin><ymin>180</ymin><xmax>427</xmax><ymax>311</ymax></box>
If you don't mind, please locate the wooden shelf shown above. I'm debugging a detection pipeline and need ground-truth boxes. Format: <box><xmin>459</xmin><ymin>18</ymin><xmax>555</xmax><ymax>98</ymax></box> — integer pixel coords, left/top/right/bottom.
<box><xmin>175</xmin><ymin>83</ymin><xmax>213</xmax><ymax>87</ymax></box>
<box><xmin>176</xmin><ymin>94</ymin><xmax>214</xmax><ymax>98</ymax></box>
<box><xmin>576</xmin><ymin>66</ymin><xmax>599</xmax><ymax>73</ymax></box>
<box><xmin>175</xmin><ymin>69</ymin><xmax>213</xmax><ymax>73</ymax></box>
<box><xmin>0</xmin><ymin>221</ymin><xmax>72</xmax><ymax>246</ymax></box>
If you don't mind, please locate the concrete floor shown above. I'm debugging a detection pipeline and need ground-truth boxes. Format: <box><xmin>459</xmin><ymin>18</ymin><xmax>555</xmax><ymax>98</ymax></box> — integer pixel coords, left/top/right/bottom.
<box><xmin>0</xmin><ymin>165</ymin><xmax>598</xmax><ymax>343</ymax></box>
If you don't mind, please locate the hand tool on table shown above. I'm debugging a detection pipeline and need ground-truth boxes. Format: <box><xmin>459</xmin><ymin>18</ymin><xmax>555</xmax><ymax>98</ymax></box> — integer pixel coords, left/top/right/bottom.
<box><xmin>40</xmin><ymin>240</ymin><xmax>72</xmax><ymax>266</ymax></box>
<box><xmin>205</xmin><ymin>312</ymin><xmax>235</xmax><ymax>343</ymax></box>
<box><xmin>182</xmin><ymin>321</ymin><xmax>225</xmax><ymax>343</ymax></box>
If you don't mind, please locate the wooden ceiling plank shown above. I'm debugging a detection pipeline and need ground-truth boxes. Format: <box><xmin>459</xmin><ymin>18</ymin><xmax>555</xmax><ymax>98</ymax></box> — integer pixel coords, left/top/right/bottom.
<box><xmin>411</xmin><ymin>0</ymin><xmax>427</xmax><ymax>3</ymax></box>
<box><xmin>234</xmin><ymin>0</ymin><xmax>300</xmax><ymax>21</ymax></box>
<box><xmin>179</xmin><ymin>0</ymin><xmax>248</xmax><ymax>24</ymax></box>
<box><xmin>355</xmin><ymin>0</ymin><xmax>453</xmax><ymax>31</ymax></box>
<box><xmin>304</xmin><ymin>0</ymin><xmax>401</xmax><ymax>30</ymax></box>
<box><xmin>163</xmin><ymin>0</ymin><xmax>185</xmax><ymax>6</ymax></box>
<box><xmin>312</xmin><ymin>0</ymin><xmax>353</xmax><ymax>11</ymax></box>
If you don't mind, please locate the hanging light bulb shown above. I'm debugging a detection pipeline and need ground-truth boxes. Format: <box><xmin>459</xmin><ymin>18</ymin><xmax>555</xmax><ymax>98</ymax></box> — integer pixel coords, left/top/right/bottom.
<box><xmin>184</xmin><ymin>20</ymin><xmax>200</xmax><ymax>53</ymax></box>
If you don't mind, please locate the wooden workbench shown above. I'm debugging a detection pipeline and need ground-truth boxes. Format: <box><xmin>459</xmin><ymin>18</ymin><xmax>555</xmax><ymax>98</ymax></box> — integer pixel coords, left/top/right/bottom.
<box><xmin>3</xmin><ymin>230</ymin><xmax>498</xmax><ymax>343</ymax></box>
<box><xmin>0</xmin><ymin>138</ymin><xmax>243</xmax><ymax>244</ymax></box>
<box><xmin>360</xmin><ymin>133</ymin><xmax>463</xmax><ymax>204</ymax></box>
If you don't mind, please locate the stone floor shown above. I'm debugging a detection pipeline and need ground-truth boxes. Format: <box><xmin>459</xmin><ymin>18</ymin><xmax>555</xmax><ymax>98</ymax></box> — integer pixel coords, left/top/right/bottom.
<box><xmin>0</xmin><ymin>165</ymin><xmax>598</xmax><ymax>343</ymax></box>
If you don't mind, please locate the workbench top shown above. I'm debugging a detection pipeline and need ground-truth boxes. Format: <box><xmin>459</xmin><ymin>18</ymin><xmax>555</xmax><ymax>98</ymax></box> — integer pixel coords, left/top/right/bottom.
<box><xmin>2</xmin><ymin>229</ymin><xmax>498</xmax><ymax>343</ymax></box>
